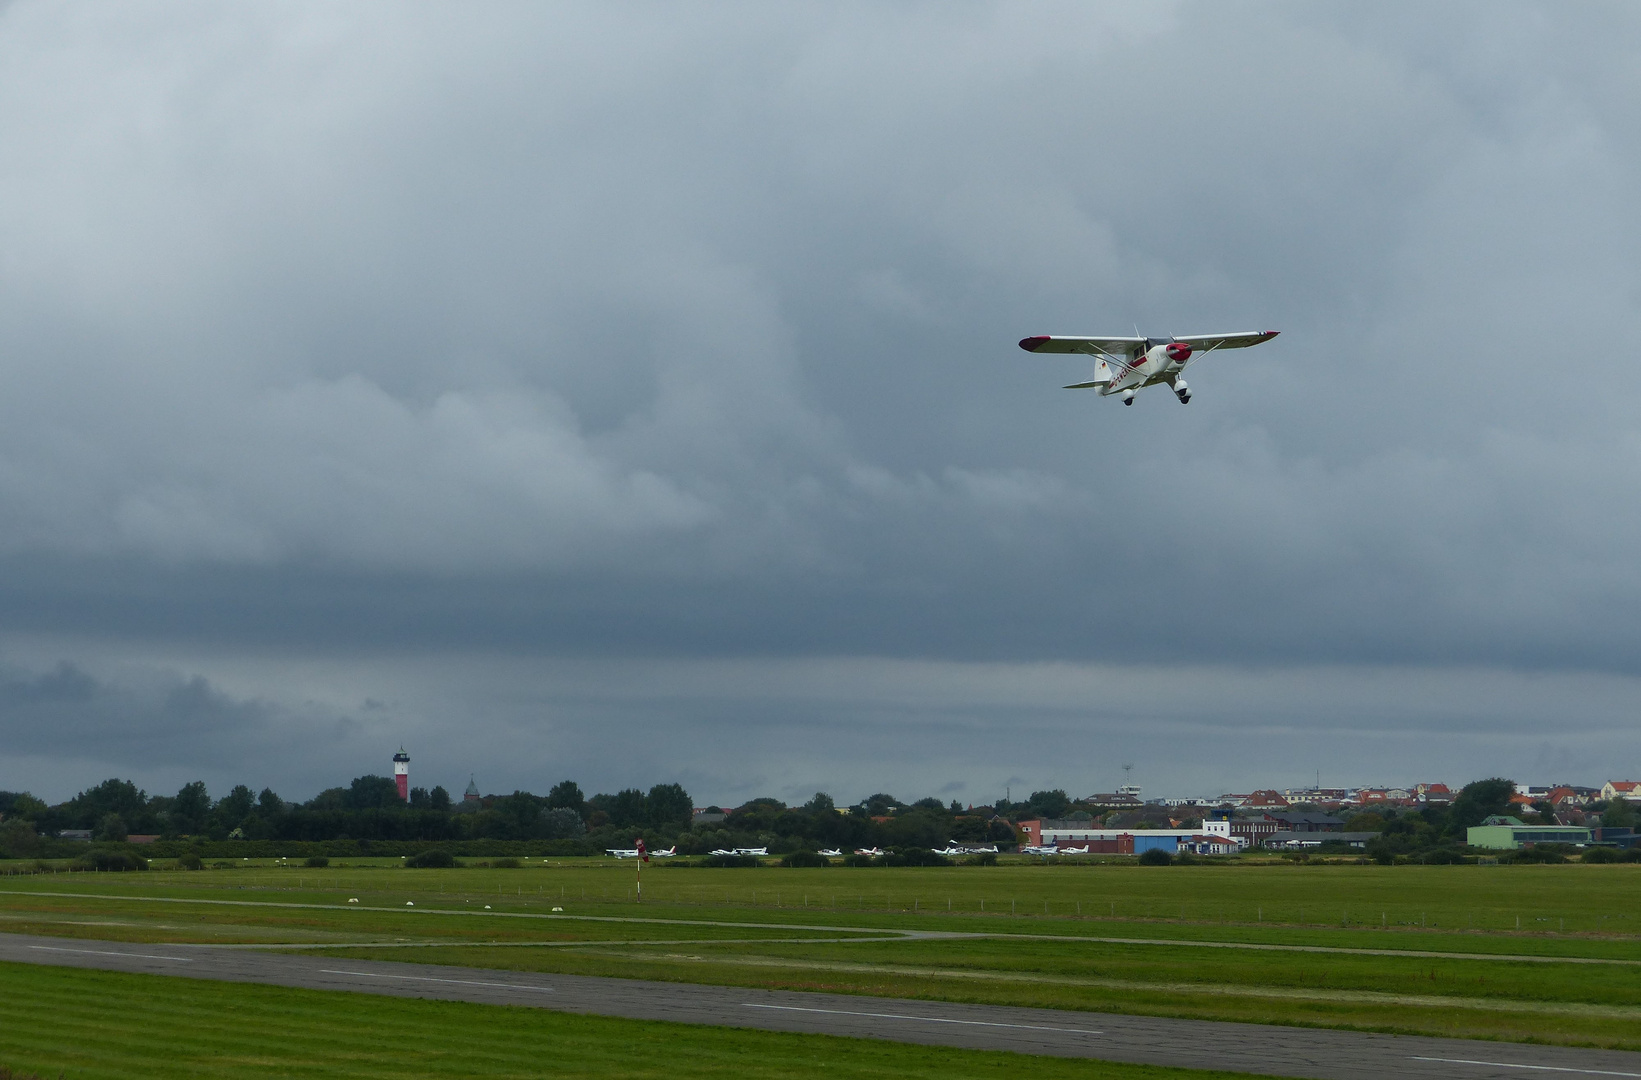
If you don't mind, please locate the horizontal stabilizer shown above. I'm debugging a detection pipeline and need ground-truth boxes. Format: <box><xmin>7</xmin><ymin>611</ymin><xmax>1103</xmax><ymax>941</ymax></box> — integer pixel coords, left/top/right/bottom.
<box><xmin>1063</xmin><ymin>380</ymin><xmax>1106</xmax><ymax>389</ymax></box>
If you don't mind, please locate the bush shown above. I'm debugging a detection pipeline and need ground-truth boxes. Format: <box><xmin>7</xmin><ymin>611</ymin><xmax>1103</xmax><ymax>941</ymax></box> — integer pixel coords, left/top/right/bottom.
<box><xmin>963</xmin><ymin>852</ymin><xmax>998</xmax><ymax>866</ymax></box>
<box><xmin>702</xmin><ymin>853</ymin><xmax>760</xmax><ymax>868</ymax></box>
<box><xmin>1137</xmin><ymin>848</ymin><xmax>1172</xmax><ymax>866</ymax></box>
<box><xmin>1507</xmin><ymin>845</ymin><xmax>1569</xmax><ymax>864</ymax></box>
<box><xmin>70</xmin><ymin>850</ymin><xmax>148</xmax><ymax>872</ymax></box>
<box><xmin>1581</xmin><ymin>846</ymin><xmax>1623</xmax><ymax>863</ymax></box>
<box><xmin>490</xmin><ymin>857</ymin><xmax>522</xmax><ymax>868</ymax></box>
<box><xmin>304</xmin><ymin>855</ymin><xmax>330</xmax><ymax>867</ymax></box>
<box><xmin>1419</xmin><ymin>847</ymin><xmax>1467</xmax><ymax>865</ymax></box>
<box><xmin>841</xmin><ymin>854</ymin><xmax>876</xmax><ymax>867</ymax></box>
<box><xmin>779</xmin><ymin>851</ymin><xmax>830</xmax><ymax>868</ymax></box>
<box><xmin>176</xmin><ymin>853</ymin><xmax>203</xmax><ymax>870</ymax></box>
<box><xmin>0</xmin><ymin>819</ymin><xmax>44</xmax><ymax>859</ymax></box>
<box><xmin>405</xmin><ymin>849</ymin><xmax>458</xmax><ymax>868</ymax></box>
<box><xmin>880</xmin><ymin>848</ymin><xmax>952</xmax><ymax>867</ymax></box>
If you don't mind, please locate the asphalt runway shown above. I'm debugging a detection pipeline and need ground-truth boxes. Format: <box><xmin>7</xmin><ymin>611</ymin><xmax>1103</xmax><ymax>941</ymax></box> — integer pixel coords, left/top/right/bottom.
<box><xmin>4</xmin><ymin>931</ymin><xmax>1640</xmax><ymax>1080</ymax></box>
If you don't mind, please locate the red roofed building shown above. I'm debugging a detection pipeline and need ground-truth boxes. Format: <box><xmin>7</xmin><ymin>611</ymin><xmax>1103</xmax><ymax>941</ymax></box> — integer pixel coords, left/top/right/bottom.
<box><xmin>1602</xmin><ymin>781</ymin><xmax>1641</xmax><ymax>803</ymax></box>
<box><xmin>1244</xmin><ymin>790</ymin><xmax>1290</xmax><ymax>809</ymax></box>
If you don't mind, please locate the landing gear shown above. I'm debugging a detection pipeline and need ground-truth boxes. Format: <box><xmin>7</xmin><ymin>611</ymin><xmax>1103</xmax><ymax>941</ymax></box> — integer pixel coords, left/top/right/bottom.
<box><xmin>1174</xmin><ymin>381</ymin><xmax>1191</xmax><ymax>404</ymax></box>
<box><xmin>1121</xmin><ymin>389</ymin><xmax>1137</xmax><ymax>406</ymax></box>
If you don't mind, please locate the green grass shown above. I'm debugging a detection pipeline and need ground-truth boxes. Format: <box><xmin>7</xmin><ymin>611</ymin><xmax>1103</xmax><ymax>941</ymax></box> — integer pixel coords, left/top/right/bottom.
<box><xmin>6</xmin><ymin>857</ymin><xmax>1639</xmax><ymax>938</ymax></box>
<box><xmin>0</xmin><ymin>961</ymin><xmax>1274</xmax><ymax>1080</ymax></box>
<box><xmin>3</xmin><ymin>860</ymin><xmax>1639</xmax><ymax>1051</ymax></box>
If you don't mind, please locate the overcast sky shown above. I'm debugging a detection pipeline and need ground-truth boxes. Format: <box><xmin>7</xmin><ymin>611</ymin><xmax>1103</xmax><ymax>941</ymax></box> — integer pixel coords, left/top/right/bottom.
<box><xmin>2</xmin><ymin>2</ymin><xmax>1639</xmax><ymax>807</ymax></box>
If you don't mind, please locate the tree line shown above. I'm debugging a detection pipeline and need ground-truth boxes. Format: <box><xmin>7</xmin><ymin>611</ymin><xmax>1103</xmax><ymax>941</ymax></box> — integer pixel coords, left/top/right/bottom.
<box><xmin>0</xmin><ymin>777</ymin><xmax>1019</xmax><ymax>857</ymax></box>
<box><xmin>5</xmin><ymin>774</ymin><xmax>1626</xmax><ymax>861</ymax></box>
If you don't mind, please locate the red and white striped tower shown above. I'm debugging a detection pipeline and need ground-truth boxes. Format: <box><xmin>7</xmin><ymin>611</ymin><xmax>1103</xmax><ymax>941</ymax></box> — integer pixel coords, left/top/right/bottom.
<box><xmin>392</xmin><ymin>747</ymin><xmax>410</xmax><ymax>802</ymax></box>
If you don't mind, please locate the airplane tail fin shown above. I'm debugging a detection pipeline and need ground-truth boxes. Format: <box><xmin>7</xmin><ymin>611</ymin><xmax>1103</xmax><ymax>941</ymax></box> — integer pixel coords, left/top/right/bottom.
<box><xmin>1064</xmin><ymin>359</ymin><xmax>1114</xmax><ymax>390</ymax></box>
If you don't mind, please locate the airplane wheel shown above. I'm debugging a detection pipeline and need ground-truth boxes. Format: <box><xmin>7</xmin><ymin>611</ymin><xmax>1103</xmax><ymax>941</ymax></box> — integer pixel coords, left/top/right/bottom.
<box><xmin>1123</xmin><ymin>398</ymin><xmax>1134</xmax><ymax>406</ymax></box>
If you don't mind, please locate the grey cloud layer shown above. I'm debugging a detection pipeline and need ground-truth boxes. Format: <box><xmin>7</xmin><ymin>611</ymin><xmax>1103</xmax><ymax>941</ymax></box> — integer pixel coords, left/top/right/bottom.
<box><xmin>0</xmin><ymin>2</ymin><xmax>1637</xmax><ymax>797</ymax></box>
<box><xmin>4</xmin><ymin>649</ymin><xmax>1634</xmax><ymax>805</ymax></box>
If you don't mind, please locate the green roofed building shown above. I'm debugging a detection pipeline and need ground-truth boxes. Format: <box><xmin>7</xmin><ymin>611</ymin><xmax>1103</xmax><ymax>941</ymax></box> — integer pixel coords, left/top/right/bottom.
<box><xmin>1467</xmin><ymin>815</ymin><xmax>1591</xmax><ymax>850</ymax></box>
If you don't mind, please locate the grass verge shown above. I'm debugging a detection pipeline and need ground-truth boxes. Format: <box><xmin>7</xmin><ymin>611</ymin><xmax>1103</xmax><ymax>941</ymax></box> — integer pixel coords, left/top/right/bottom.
<box><xmin>0</xmin><ymin>960</ymin><xmax>1274</xmax><ymax>1080</ymax></box>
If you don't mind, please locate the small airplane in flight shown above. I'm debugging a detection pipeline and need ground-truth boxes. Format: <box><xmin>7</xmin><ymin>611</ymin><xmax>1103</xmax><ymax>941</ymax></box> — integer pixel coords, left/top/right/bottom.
<box><xmin>1018</xmin><ymin>330</ymin><xmax>1278</xmax><ymax>405</ymax></box>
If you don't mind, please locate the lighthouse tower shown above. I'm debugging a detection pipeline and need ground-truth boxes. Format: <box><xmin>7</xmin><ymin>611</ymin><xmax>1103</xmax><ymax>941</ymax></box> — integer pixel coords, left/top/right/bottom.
<box><xmin>392</xmin><ymin>747</ymin><xmax>410</xmax><ymax>802</ymax></box>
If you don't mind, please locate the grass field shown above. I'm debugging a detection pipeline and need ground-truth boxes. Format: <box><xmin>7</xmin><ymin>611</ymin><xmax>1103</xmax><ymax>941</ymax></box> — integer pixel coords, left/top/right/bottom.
<box><xmin>0</xmin><ymin>961</ymin><xmax>1276</xmax><ymax>1080</ymax></box>
<box><xmin>3</xmin><ymin>858</ymin><xmax>1639</xmax><ymax>1051</ymax></box>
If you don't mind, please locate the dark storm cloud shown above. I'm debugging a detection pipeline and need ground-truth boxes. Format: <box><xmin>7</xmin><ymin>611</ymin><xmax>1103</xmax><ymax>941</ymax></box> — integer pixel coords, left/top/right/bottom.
<box><xmin>1</xmin><ymin>2</ymin><xmax>1639</xmax><ymax>799</ymax></box>
<box><xmin>0</xmin><ymin>654</ymin><xmax>383</xmax><ymax>801</ymax></box>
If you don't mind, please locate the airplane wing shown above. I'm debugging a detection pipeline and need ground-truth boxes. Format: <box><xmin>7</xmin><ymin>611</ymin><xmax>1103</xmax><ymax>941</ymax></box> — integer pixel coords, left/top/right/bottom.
<box><xmin>1170</xmin><ymin>330</ymin><xmax>1279</xmax><ymax>352</ymax></box>
<box><xmin>1019</xmin><ymin>335</ymin><xmax>1144</xmax><ymax>355</ymax></box>
<box><xmin>1020</xmin><ymin>331</ymin><xmax>1278</xmax><ymax>355</ymax></box>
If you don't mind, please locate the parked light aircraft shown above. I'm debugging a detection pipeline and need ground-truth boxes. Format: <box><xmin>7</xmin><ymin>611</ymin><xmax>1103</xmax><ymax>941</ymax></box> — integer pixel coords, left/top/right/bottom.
<box><xmin>1018</xmin><ymin>330</ymin><xmax>1278</xmax><ymax>405</ymax></box>
<box><xmin>735</xmin><ymin>846</ymin><xmax>769</xmax><ymax>856</ymax></box>
<box><xmin>606</xmin><ymin>848</ymin><xmax>643</xmax><ymax>858</ymax></box>
<box><xmin>855</xmin><ymin>847</ymin><xmax>885</xmax><ymax>857</ymax></box>
<box><xmin>1059</xmin><ymin>845</ymin><xmax>1090</xmax><ymax>855</ymax></box>
<box><xmin>817</xmin><ymin>848</ymin><xmax>844</xmax><ymax>857</ymax></box>
<box><xmin>1020</xmin><ymin>844</ymin><xmax>1058</xmax><ymax>855</ymax></box>
<box><xmin>650</xmin><ymin>846</ymin><xmax>676</xmax><ymax>857</ymax></box>
<box><xmin>709</xmin><ymin>849</ymin><xmax>736</xmax><ymax>857</ymax></box>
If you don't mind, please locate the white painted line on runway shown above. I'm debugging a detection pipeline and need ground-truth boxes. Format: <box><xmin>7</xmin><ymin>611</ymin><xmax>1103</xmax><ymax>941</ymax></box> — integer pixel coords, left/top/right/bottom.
<box><xmin>28</xmin><ymin>945</ymin><xmax>193</xmax><ymax>962</ymax></box>
<box><xmin>319</xmin><ymin>969</ymin><xmax>555</xmax><ymax>993</ymax></box>
<box><xmin>743</xmin><ymin>1003</ymin><xmax>1102</xmax><ymax>1035</ymax></box>
<box><xmin>1413</xmin><ymin>1057</ymin><xmax>1641</xmax><ymax>1077</ymax></box>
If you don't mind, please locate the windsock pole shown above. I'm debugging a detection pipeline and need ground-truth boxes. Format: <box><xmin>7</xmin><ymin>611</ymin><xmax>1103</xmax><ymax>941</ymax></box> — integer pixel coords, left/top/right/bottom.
<box><xmin>636</xmin><ymin>837</ymin><xmax>647</xmax><ymax>902</ymax></box>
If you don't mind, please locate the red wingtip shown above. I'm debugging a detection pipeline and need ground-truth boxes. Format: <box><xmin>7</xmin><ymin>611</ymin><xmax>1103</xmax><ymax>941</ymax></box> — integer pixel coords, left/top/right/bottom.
<box><xmin>1263</xmin><ymin>330</ymin><xmax>1280</xmax><ymax>338</ymax></box>
<box><xmin>1019</xmin><ymin>335</ymin><xmax>1051</xmax><ymax>351</ymax></box>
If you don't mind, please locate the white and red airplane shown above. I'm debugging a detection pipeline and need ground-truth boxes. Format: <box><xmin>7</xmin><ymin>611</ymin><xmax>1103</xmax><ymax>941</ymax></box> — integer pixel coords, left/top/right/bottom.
<box><xmin>1018</xmin><ymin>331</ymin><xmax>1279</xmax><ymax>405</ymax></box>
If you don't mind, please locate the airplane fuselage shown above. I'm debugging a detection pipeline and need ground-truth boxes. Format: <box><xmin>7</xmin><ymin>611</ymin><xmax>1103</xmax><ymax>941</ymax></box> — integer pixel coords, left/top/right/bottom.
<box><xmin>1100</xmin><ymin>340</ymin><xmax>1194</xmax><ymax>396</ymax></box>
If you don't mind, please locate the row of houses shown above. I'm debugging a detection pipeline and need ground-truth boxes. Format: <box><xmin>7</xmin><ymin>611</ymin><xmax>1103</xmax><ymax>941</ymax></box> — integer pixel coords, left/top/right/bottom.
<box><xmin>1154</xmin><ymin>780</ymin><xmax>1641</xmax><ymax>814</ymax></box>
